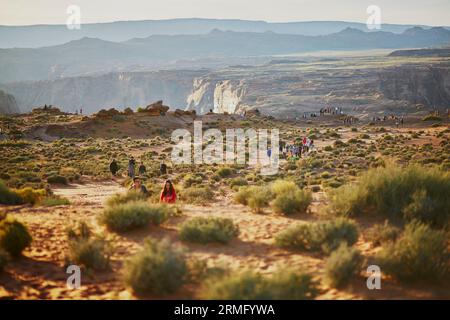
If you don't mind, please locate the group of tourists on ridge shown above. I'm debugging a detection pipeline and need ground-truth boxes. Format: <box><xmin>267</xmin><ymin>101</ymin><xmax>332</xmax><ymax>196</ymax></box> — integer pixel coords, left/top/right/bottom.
<box><xmin>109</xmin><ymin>156</ymin><xmax>176</xmax><ymax>204</ymax></box>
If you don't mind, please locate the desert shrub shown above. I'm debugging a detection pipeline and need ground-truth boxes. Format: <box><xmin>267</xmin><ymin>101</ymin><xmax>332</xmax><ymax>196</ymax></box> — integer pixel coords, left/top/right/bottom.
<box><xmin>0</xmin><ymin>249</ymin><xmax>8</xmax><ymax>272</ymax></box>
<box><xmin>66</xmin><ymin>222</ymin><xmax>110</xmax><ymax>271</ymax></box>
<box><xmin>41</xmin><ymin>196</ymin><xmax>70</xmax><ymax>206</ymax></box>
<box><xmin>330</xmin><ymin>164</ymin><xmax>450</xmax><ymax>228</ymax></box>
<box><xmin>271</xmin><ymin>180</ymin><xmax>297</xmax><ymax>195</ymax></box>
<box><xmin>365</xmin><ymin>221</ymin><xmax>400</xmax><ymax>247</ymax></box>
<box><xmin>325</xmin><ymin>244</ymin><xmax>363</xmax><ymax>288</ymax></box>
<box><xmin>229</xmin><ymin>177</ymin><xmax>248</xmax><ymax>189</ymax></box>
<box><xmin>248</xmin><ymin>188</ymin><xmax>272</xmax><ymax>213</ymax></box>
<box><xmin>47</xmin><ymin>175</ymin><xmax>68</xmax><ymax>185</ymax></box>
<box><xmin>183</xmin><ymin>173</ymin><xmax>203</xmax><ymax>188</ymax></box>
<box><xmin>105</xmin><ymin>191</ymin><xmax>147</xmax><ymax>206</ymax></box>
<box><xmin>377</xmin><ymin>222</ymin><xmax>449</xmax><ymax>282</ymax></box>
<box><xmin>99</xmin><ymin>201</ymin><xmax>169</xmax><ymax>232</ymax></box>
<box><xmin>14</xmin><ymin>187</ymin><xmax>46</xmax><ymax>205</ymax></box>
<box><xmin>234</xmin><ymin>185</ymin><xmax>272</xmax><ymax>213</ymax></box>
<box><xmin>0</xmin><ymin>180</ymin><xmax>22</xmax><ymax>205</ymax></box>
<box><xmin>271</xmin><ymin>189</ymin><xmax>312</xmax><ymax>215</ymax></box>
<box><xmin>180</xmin><ymin>217</ymin><xmax>239</xmax><ymax>244</ymax></box>
<box><xmin>216</xmin><ymin>167</ymin><xmax>233</xmax><ymax>178</ymax></box>
<box><xmin>422</xmin><ymin>115</ymin><xmax>442</xmax><ymax>121</ymax></box>
<box><xmin>234</xmin><ymin>186</ymin><xmax>252</xmax><ymax>205</ymax></box>
<box><xmin>182</xmin><ymin>186</ymin><xmax>214</xmax><ymax>204</ymax></box>
<box><xmin>201</xmin><ymin>270</ymin><xmax>319</xmax><ymax>300</ymax></box>
<box><xmin>275</xmin><ymin>218</ymin><xmax>359</xmax><ymax>254</ymax></box>
<box><xmin>0</xmin><ymin>217</ymin><xmax>32</xmax><ymax>256</ymax></box>
<box><xmin>124</xmin><ymin>238</ymin><xmax>188</xmax><ymax>295</ymax></box>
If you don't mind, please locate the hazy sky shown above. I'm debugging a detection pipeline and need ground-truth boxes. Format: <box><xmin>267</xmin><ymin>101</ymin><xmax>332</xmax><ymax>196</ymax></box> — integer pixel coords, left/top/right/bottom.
<box><xmin>1</xmin><ymin>0</ymin><xmax>449</xmax><ymax>26</ymax></box>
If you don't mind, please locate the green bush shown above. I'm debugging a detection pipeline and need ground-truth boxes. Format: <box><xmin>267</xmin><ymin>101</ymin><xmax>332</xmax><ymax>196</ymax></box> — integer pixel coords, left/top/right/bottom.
<box><xmin>14</xmin><ymin>187</ymin><xmax>46</xmax><ymax>205</ymax></box>
<box><xmin>0</xmin><ymin>217</ymin><xmax>32</xmax><ymax>256</ymax></box>
<box><xmin>47</xmin><ymin>175</ymin><xmax>68</xmax><ymax>185</ymax></box>
<box><xmin>180</xmin><ymin>217</ymin><xmax>239</xmax><ymax>244</ymax></box>
<box><xmin>229</xmin><ymin>177</ymin><xmax>248</xmax><ymax>189</ymax></box>
<box><xmin>271</xmin><ymin>180</ymin><xmax>297</xmax><ymax>195</ymax></box>
<box><xmin>330</xmin><ymin>164</ymin><xmax>450</xmax><ymax>228</ymax></box>
<box><xmin>66</xmin><ymin>222</ymin><xmax>111</xmax><ymax>271</ymax></box>
<box><xmin>234</xmin><ymin>186</ymin><xmax>272</xmax><ymax>213</ymax></box>
<box><xmin>216</xmin><ymin>167</ymin><xmax>233</xmax><ymax>178</ymax></box>
<box><xmin>377</xmin><ymin>222</ymin><xmax>449</xmax><ymax>282</ymax></box>
<box><xmin>325</xmin><ymin>244</ymin><xmax>363</xmax><ymax>288</ymax></box>
<box><xmin>201</xmin><ymin>270</ymin><xmax>319</xmax><ymax>300</ymax></box>
<box><xmin>0</xmin><ymin>180</ymin><xmax>22</xmax><ymax>205</ymax></box>
<box><xmin>182</xmin><ymin>186</ymin><xmax>214</xmax><ymax>204</ymax></box>
<box><xmin>365</xmin><ymin>221</ymin><xmax>400</xmax><ymax>247</ymax></box>
<box><xmin>41</xmin><ymin>196</ymin><xmax>70</xmax><ymax>206</ymax></box>
<box><xmin>105</xmin><ymin>191</ymin><xmax>147</xmax><ymax>206</ymax></box>
<box><xmin>124</xmin><ymin>238</ymin><xmax>188</xmax><ymax>295</ymax></box>
<box><xmin>0</xmin><ymin>249</ymin><xmax>8</xmax><ymax>272</ymax></box>
<box><xmin>99</xmin><ymin>201</ymin><xmax>169</xmax><ymax>232</ymax></box>
<box><xmin>422</xmin><ymin>115</ymin><xmax>442</xmax><ymax>121</ymax></box>
<box><xmin>275</xmin><ymin>218</ymin><xmax>359</xmax><ymax>254</ymax></box>
<box><xmin>271</xmin><ymin>189</ymin><xmax>312</xmax><ymax>215</ymax></box>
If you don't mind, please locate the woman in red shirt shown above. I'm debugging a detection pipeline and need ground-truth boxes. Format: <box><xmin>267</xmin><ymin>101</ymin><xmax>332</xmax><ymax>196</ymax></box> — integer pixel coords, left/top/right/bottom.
<box><xmin>160</xmin><ymin>179</ymin><xmax>177</xmax><ymax>203</ymax></box>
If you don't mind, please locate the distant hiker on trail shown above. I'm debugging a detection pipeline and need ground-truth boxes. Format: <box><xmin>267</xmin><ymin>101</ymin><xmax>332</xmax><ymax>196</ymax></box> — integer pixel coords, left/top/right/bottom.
<box><xmin>138</xmin><ymin>162</ymin><xmax>146</xmax><ymax>176</ymax></box>
<box><xmin>160</xmin><ymin>179</ymin><xmax>177</xmax><ymax>203</ymax></box>
<box><xmin>267</xmin><ymin>147</ymin><xmax>272</xmax><ymax>159</ymax></box>
<box><xmin>129</xmin><ymin>177</ymin><xmax>149</xmax><ymax>196</ymax></box>
<box><xmin>109</xmin><ymin>159</ymin><xmax>119</xmax><ymax>176</ymax></box>
<box><xmin>160</xmin><ymin>162</ymin><xmax>167</xmax><ymax>175</ymax></box>
<box><xmin>128</xmin><ymin>156</ymin><xmax>136</xmax><ymax>178</ymax></box>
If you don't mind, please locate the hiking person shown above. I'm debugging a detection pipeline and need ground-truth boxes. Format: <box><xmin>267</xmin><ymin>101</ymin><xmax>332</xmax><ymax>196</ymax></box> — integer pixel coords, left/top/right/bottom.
<box><xmin>160</xmin><ymin>179</ymin><xmax>177</xmax><ymax>203</ymax></box>
<box><xmin>128</xmin><ymin>156</ymin><xmax>136</xmax><ymax>178</ymax></box>
<box><xmin>160</xmin><ymin>162</ymin><xmax>167</xmax><ymax>175</ymax></box>
<box><xmin>109</xmin><ymin>159</ymin><xmax>119</xmax><ymax>176</ymax></box>
<box><xmin>129</xmin><ymin>177</ymin><xmax>149</xmax><ymax>196</ymax></box>
<box><xmin>138</xmin><ymin>162</ymin><xmax>146</xmax><ymax>176</ymax></box>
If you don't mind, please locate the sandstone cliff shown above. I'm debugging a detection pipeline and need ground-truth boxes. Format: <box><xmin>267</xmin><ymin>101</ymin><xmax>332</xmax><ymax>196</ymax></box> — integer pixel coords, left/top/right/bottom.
<box><xmin>0</xmin><ymin>90</ymin><xmax>19</xmax><ymax>114</ymax></box>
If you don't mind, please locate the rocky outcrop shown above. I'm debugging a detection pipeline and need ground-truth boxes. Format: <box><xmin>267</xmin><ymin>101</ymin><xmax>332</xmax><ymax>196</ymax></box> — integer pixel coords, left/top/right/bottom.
<box><xmin>186</xmin><ymin>77</ymin><xmax>247</xmax><ymax>114</ymax></box>
<box><xmin>213</xmin><ymin>80</ymin><xmax>246</xmax><ymax>114</ymax></box>
<box><xmin>142</xmin><ymin>100</ymin><xmax>170</xmax><ymax>116</ymax></box>
<box><xmin>0</xmin><ymin>90</ymin><xmax>19</xmax><ymax>114</ymax></box>
<box><xmin>379</xmin><ymin>65</ymin><xmax>450</xmax><ymax>108</ymax></box>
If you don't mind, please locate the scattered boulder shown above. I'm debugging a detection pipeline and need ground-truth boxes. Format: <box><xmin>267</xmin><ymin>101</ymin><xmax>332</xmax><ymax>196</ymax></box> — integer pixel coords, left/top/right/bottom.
<box><xmin>244</xmin><ymin>108</ymin><xmax>261</xmax><ymax>117</ymax></box>
<box><xmin>94</xmin><ymin>108</ymin><xmax>120</xmax><ymax>119</ymax></box>
<box><xmin>123</xmin><ymin>107</ymin><xmax>134</xmax><ymax>115</ymax></box>
<box><xmin>144</xmin><ymin>100</ymin><xmax>169</xmax><ymax>116</ymax></box>
<box><xmin>173</xmin><ymin>109</ymin><xmax>196</xmax><ymax>117</ymax></box>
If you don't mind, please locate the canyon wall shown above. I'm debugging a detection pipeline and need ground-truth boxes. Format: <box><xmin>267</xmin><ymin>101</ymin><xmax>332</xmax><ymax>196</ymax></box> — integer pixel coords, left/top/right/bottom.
<box><xmin>0</xmin><ymin>70</ymin><xmax>206</xmax><ymax>114</ymax></box>
<box><xmin>378</xmin><ymin>65</ymin><xmax>450</xmax><ymax>108</ymax></box>
<box><xmin>0</xmin><ymin>90</ymin><xmax>19</xmax><ymax>114</ymax></box>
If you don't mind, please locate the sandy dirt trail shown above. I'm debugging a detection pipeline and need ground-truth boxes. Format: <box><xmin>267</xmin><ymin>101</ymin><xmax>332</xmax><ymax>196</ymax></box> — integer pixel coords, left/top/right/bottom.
<box><xmin>2</xmin><ymin>178</ymin><xmax>448</xmax><ymax>299</ymax></box>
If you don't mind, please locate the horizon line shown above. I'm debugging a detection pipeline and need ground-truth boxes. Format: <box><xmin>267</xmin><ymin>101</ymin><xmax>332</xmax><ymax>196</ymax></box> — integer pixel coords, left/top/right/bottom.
<box><xmin>1</xmin><ymin>17</ymin><xmax>448</xmax><ymax>28</ymax></box>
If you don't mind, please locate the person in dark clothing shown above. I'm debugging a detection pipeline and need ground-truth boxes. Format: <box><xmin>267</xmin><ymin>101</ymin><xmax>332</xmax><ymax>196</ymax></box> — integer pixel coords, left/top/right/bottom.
<box><xmin>128</xmin><ymin>156</ymin><xmax>136</xmax><ymax>178</ymax></box>
<box><xmin>129</xmin><ymin>177</ymin><xmax>149</xmax><ymax>196</ymax></box>
<box><xmin>138</xmin><ymin>162</ymin><xmax>146</xmax><ymax>176</ymax></box>
<box><xmin>160</xmin><ymin>162</ymin><xmax>167</xmax><ymax>175</ymax></box>
<box><xmin>109</xmin><ymin>159</ymin><xmax>119</xmax><ymax>176</ymax></box>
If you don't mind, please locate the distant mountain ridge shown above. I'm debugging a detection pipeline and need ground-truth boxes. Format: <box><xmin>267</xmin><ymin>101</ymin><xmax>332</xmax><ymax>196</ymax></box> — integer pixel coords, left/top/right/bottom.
<box><xmin>1</xmin><ymin>26</ymin><xmax>450</xmax><ymax>83</ymax></box>
<box><xmin>1</xmin><ymin>18</ymin><xmax>448</xmax><ymax>49</ymax></box>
